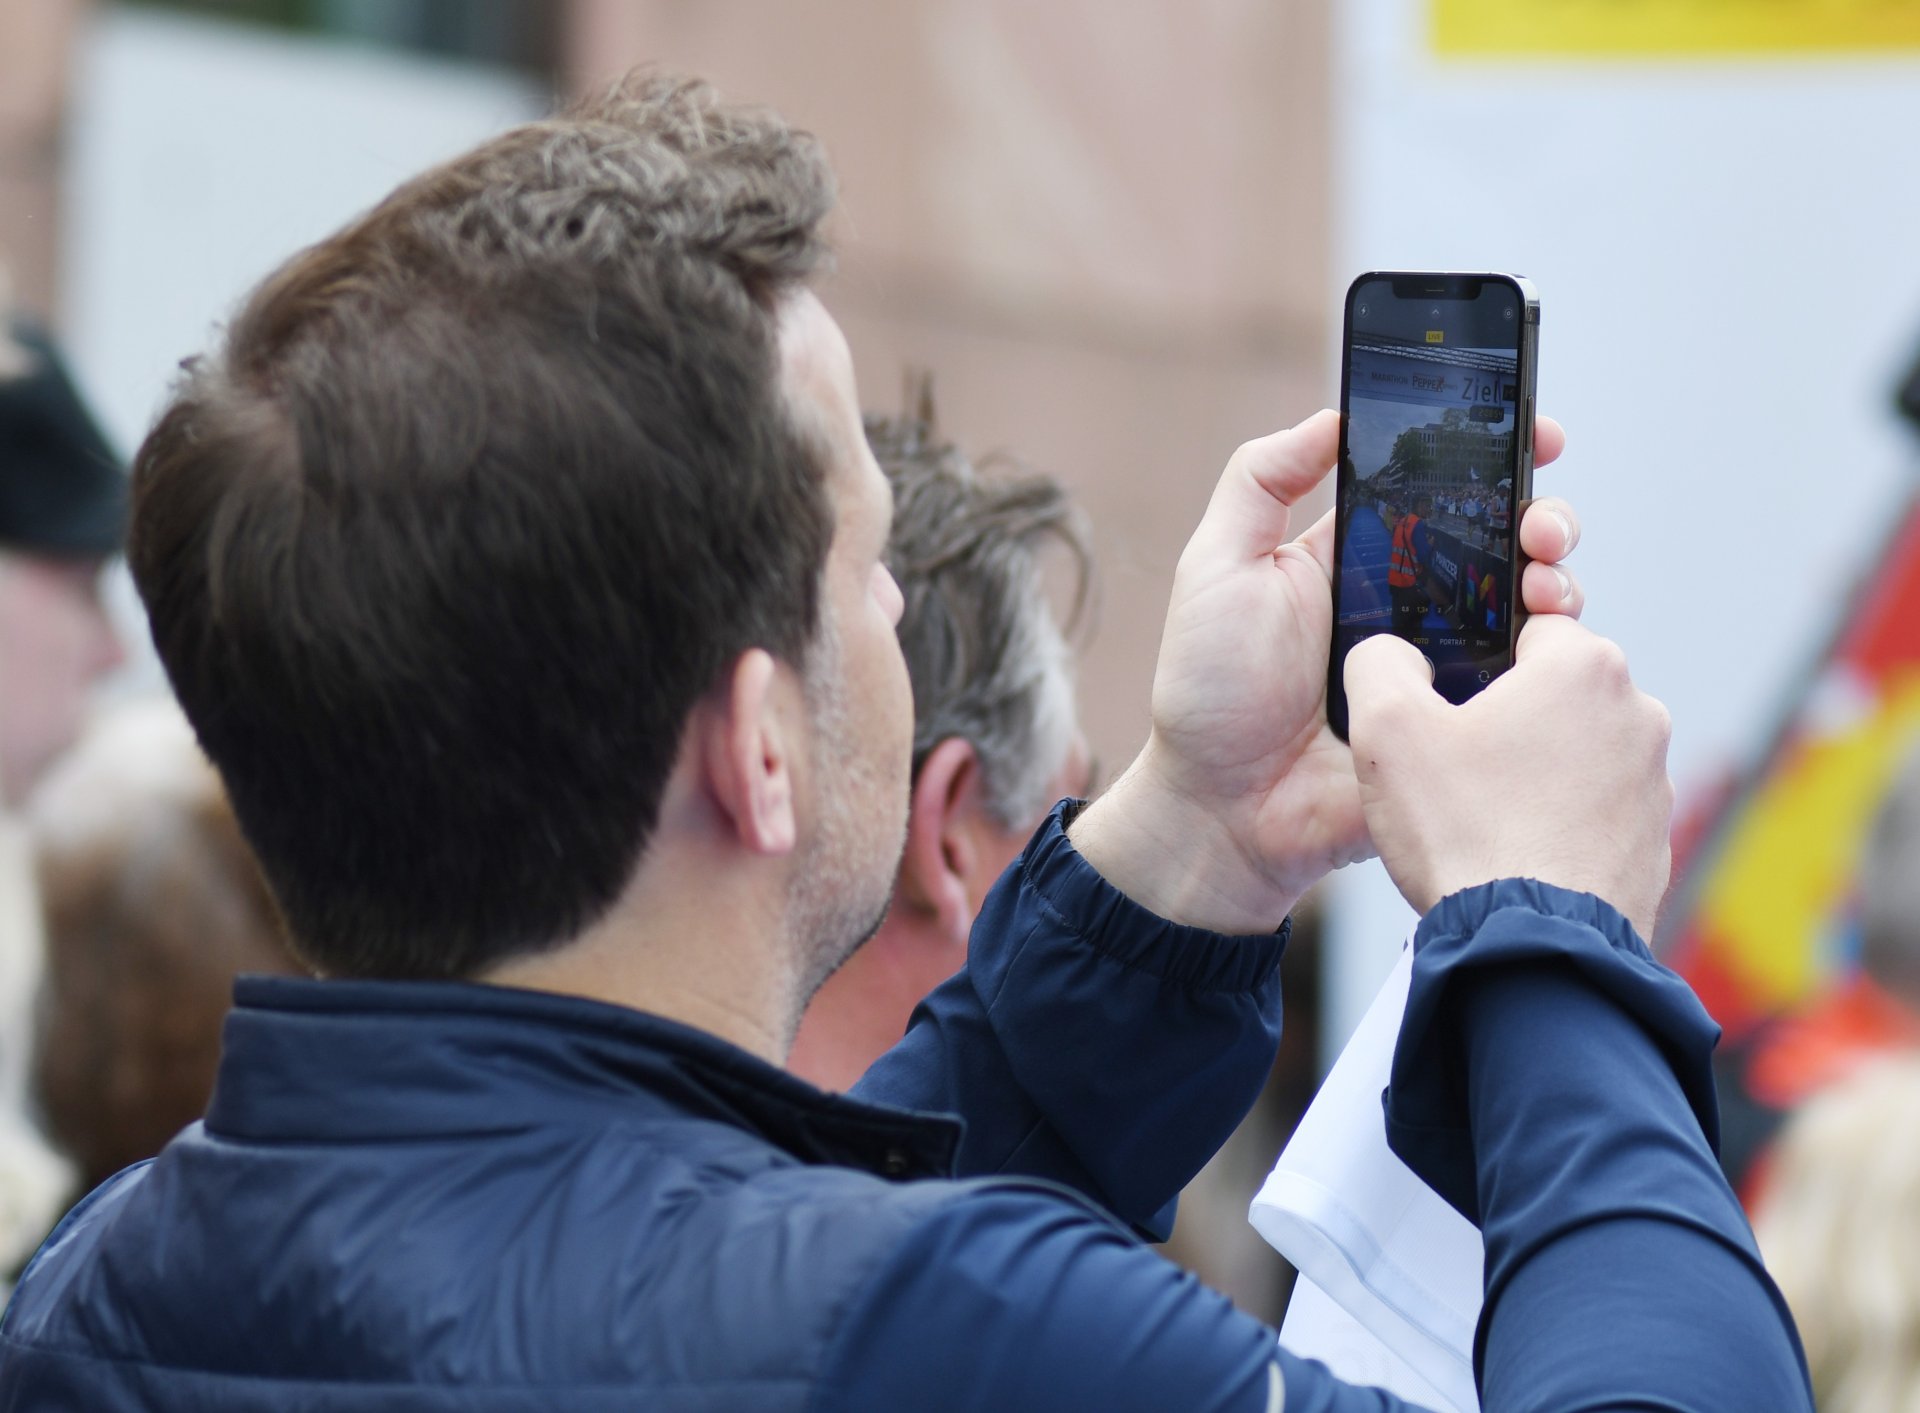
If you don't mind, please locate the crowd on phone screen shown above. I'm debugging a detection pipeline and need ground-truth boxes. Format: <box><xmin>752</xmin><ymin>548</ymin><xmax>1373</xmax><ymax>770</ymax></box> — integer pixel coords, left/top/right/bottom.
<box><xmin>1375</xmin><ymin>497</ymin><xmax>1507</xmax><ymax>636</ymax></box>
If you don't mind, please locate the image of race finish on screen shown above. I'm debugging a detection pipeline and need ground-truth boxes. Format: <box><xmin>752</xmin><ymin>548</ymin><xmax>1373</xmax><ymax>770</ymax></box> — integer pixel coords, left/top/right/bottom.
<box><xmin>1336</xmin><ymin>338</ymin><xmax>1519</xmax><ymax>703</ymax></box>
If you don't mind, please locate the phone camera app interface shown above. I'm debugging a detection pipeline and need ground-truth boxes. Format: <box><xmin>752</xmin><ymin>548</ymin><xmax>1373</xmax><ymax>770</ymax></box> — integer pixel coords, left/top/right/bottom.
<box><xmin>1335</xmin><ymin>280</ymin><xmax>1523</xmax><ymax>705</ymax></box>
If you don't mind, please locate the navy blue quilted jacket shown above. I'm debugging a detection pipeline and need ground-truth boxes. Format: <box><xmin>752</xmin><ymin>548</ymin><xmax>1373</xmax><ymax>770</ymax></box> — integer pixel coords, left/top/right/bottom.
<box><xmin>0</xmin><ymin>803</ymin><xmax>1810</xmax><ymax>1410</ymax></box>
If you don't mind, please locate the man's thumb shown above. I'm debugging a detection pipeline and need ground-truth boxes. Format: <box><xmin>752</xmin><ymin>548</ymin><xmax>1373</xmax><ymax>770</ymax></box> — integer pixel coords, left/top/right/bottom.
<box><xmin>1345</xmin><ymin>633</ymin><xmax>1439</xmax><ymax>740</ymax></box>
<box><xmin>1513</xmin><ymin>609</ymin><xmax>1586</xmax><ymax>662</ymax></box>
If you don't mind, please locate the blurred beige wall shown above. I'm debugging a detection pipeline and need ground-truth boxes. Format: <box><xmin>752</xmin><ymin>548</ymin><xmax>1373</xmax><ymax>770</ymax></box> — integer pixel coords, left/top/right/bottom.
<box><xmin>567</xmin><ymin>0</ymin><xmax>1334</xmax><ymax>781</ymax></box>
<box><xmin>0</xmin><ymin>0</ymin><xmax>89</xmax><ymax>319</ymax></box>
<box><xmin>7</xmin><ymin>0</ymin><xmax>1333</xmax><ymax>771</ymax></box>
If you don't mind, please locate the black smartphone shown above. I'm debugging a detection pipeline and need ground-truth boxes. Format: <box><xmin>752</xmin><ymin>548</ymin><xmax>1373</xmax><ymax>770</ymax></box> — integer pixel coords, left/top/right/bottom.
<box><xmin>1326</xmin><ymin>271</ymin><xmax>1540</xmax><ymax>740</ymax></box>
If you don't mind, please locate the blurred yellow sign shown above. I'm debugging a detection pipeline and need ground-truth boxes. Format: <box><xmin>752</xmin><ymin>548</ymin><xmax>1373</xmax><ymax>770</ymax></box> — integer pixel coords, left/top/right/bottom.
<box><xmin>1433</xmin><ymin>0</ymin><xmax>1920</xmax><ymax>56</ymax></box>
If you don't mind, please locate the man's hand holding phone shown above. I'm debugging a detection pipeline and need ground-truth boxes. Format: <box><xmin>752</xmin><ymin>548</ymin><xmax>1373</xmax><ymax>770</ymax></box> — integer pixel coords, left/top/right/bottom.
<box><xmin>1346</xmin><ymin>613</ymin><xmax>1674</xmax><ymax>940</ymax></box>
<box><xmin>1071</xmin><ymin>409</ymin><xmax>1583</xmax><ymax>934</ymax></box>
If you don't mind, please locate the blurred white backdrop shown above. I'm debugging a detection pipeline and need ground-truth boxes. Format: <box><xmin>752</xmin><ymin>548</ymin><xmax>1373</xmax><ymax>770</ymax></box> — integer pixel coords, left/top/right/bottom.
<box><xmin>60</xmin><ymin>6</ymin><xmax>542</xmax><ymax>698</ymax></box>
<box><xmin>1323</xmin><ymin>0</ymin><xmax>1920</xmax><ymax>1054</ymax></box>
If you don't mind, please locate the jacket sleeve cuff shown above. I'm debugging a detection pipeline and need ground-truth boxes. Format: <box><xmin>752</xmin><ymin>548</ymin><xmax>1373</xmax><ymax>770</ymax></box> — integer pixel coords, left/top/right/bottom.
<box><xmin>1384</xmin><ymin>877</ymin><xmax>1723</xmax><ymax>1221</ymax></box>
<box><xmin>1018</xmin><ymin>799</ymin><xmax>1291</xmax><ymax>992</ymax></box>
<box><xmin>952</xmin><ymin>800</ymin><xmax>1290</xmax><ymax>1234</ymax></box>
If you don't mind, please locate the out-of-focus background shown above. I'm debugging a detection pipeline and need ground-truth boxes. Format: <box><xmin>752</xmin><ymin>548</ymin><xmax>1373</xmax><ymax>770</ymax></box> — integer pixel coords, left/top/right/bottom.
<box><xmin>13</xmin><ymin>0</ymin><xmax>1920</xmax><ymax>1335</ymax></box>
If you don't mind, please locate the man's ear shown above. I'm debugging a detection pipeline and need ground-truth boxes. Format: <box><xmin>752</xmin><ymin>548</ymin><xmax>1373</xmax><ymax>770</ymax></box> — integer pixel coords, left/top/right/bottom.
<box><xmin>701</xmin><ymin>648</ymin><xmax>798</xmax><ymax>857</ymax></box>
<box><xmin>898</xmin><ymin>736</ymin><xmax>981</xmax><ymax>945</ymax></box>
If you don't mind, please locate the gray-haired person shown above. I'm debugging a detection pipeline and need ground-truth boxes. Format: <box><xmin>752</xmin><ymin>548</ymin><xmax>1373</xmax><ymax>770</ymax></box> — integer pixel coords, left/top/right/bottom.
<box><xmin>787</xmin><ymin>391</ymin><xmax>1093</xmax><ymax>1090</ymax></box>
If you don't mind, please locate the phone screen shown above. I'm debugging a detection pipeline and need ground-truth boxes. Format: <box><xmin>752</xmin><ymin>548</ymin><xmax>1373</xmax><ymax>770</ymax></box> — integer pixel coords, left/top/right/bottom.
<box><xmin>1327</xmin><ymin>273</ymin><xmax>1536</xmax><ymax>738</ymax></box>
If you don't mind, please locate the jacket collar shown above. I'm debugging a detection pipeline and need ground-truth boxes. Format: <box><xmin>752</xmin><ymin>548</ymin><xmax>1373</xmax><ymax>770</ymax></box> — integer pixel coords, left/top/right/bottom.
<box><xmin>208</xmin><ymin>976</ymin><xmax>963</xmax><ymax>1180</ymax></box>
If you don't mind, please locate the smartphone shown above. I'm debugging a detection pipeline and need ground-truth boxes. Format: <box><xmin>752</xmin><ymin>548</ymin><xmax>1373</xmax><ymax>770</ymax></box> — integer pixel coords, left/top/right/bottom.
<box><xmin>1326</xmin><ymin>272</ymin><xmax>1540</xmax><ymax>740</ymax></box>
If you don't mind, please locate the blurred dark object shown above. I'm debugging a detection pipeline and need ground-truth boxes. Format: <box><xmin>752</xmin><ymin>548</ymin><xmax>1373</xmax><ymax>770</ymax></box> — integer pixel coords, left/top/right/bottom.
<box><xmin>1899</xmin><ymin>335</ymin><xmax>1920</xmax><ymax>431</ymax></box>
<box><xmin>31</xmin><ymin>701</ymin><xmax>300</xmax><ymax>1202</ymax></box>
<box><xmin>0</xmin><ymin>319</ymin><xmax>124</xmax><ymax>557</ymax></box>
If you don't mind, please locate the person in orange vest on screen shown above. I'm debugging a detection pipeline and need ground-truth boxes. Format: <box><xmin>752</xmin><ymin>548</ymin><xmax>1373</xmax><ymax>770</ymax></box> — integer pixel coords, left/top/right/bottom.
<box><xmin>1388</xmin><ymin>491</ymin><xmax>1433</xmax><ymax>632</ymax></box>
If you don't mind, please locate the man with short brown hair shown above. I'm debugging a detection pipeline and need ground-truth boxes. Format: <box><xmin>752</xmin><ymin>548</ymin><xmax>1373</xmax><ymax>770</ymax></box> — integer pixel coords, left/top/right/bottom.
<box><xmin>0</xmin><ymin>75</ymin><xmax>1807</xmax><ymax>1411</ymax></box>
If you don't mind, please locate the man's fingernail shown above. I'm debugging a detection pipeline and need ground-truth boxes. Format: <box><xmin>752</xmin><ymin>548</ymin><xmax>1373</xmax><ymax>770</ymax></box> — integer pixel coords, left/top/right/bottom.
<box><xmin>1549</xmin><ymin>509</ymin><xmax>1576</xmax><ymax>553</ymax></box>
<box><xmin>1552</xmin><ymin>564</ymin><xmax>1573</xmax><ymax>602</ymax></box>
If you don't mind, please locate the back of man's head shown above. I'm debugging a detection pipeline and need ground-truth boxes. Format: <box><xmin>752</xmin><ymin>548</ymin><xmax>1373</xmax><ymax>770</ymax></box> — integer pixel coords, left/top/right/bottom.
<box><xmin>869</xmin><ymin>395</ymin><xmax>1088</xmax><ymax>832</ymax></box>
<box><xmin>129</xmin><ymin>76</ymin><xmax>839</xmax><ymax>980</ymax></box>
<box><xmin>786</xmin><ymin>394</ymin><xmax>1089</xmax><ymax>1089</ymax></box>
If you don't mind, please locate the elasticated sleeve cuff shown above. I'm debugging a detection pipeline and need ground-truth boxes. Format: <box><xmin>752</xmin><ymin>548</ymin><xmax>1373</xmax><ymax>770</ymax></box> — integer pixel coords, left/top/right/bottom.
<box><xmin>1016</xmin><ymin>800</ymin><xmax>1292</xmax><ymax>991</ymax></box>
<box><xmin>856</xmin><ymin>800</ymin><xmax>1291</xmax><ymax>1239</ymax></box>
<box><xmin>1384</xmin><ymin>877</ymin><xmax>1722</xmax><ymax>1222</ymax></box>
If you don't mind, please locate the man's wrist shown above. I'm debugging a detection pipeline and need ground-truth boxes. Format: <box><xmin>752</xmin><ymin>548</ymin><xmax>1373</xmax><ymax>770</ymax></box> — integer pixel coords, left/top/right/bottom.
<box><xmin>1067</xmin><ymin>742</ymin><xmax>1300</xmax><ymax>935</ymax></box>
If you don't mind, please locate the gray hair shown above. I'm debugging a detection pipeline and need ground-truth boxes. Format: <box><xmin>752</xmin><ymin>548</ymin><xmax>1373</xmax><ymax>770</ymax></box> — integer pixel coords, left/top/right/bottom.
<box><xmin>867</xmin><ymin>384</ymin><xmax>1091</xmax><ymax>831</ymax></box>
